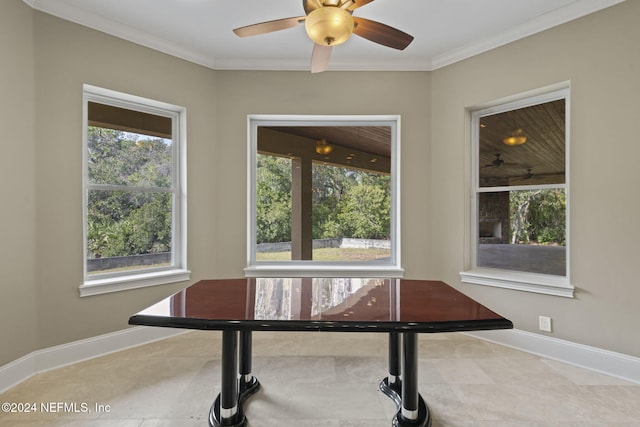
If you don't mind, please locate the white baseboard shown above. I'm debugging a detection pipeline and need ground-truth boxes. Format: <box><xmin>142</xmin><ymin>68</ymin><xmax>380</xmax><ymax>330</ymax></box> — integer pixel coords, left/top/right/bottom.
<box><xmin>2</xmin><ymin>327</ymin><xmax>639</xmax><ymax>394</ymax></box>
<box><xmin>466</xmin><ymin>329</ymin><xmax>640</xmax><ymax>384</ymax></box>
<box><xmin>0</xmin><ymin>326</ymin><xmax>184</xmax><ymax>393</ymax></box>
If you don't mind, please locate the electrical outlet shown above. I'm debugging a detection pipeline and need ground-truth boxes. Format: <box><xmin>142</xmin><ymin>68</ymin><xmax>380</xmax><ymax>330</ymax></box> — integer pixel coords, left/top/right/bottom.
<box><xmin>539</xmin><ymin>316</ymin><xmax>552</xmax><ymax>332</ymax></box>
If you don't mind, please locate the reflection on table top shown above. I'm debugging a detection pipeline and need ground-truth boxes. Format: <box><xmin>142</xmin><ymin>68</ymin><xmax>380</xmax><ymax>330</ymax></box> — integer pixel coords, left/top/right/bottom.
<box><xmin>129</xmin><ymin>278</ymin><xmax>513</xmax><ymax>333</ymax></box>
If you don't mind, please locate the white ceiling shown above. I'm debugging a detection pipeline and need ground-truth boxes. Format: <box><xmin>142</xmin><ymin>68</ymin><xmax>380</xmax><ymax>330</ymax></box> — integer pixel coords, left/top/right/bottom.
<box><xmin>24</xmin><ymin>0</ymin><xmax>624</xmax><ymax>72</ymax></box>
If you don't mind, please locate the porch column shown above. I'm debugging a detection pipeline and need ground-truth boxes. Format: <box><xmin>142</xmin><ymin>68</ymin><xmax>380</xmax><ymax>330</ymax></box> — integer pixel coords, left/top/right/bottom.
<box><xmin>291</xmin><ymin>157</ymin><xmax>313</xmax><ymax>260</ymax></box>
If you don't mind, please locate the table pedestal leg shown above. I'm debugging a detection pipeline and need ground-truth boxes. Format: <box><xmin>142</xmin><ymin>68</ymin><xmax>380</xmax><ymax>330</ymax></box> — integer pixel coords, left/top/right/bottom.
<box><xmin>239</xmin><ymin>331</ymin><xmax>260</xmax><ymax>403</ymax></box>
<box><xmin>210</xmin><ymin>330</ymin><xmax>260</xmax><ymax>427</ymax></box>
<box><xmin>380</xmin><ymin>332</ymin><xmax>430</xmax><ymax>427</ymax></box>
<box><xmin>380</xmin><ymin>332</ymin><xmax>402</xmax><ymax>406</ymax></box>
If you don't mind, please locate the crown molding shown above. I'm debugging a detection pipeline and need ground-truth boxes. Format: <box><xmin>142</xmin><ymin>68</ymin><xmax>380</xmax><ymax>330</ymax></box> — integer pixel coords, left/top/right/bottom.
<box><xmin>430</xmin><ymin>0</ymin><xmax>626</xmax><ymax>70</ymax></box>
<box><xmin>25</xmin><ymin>0</ymin><xmax>218</xmax><ymax>70</ymax></box>
<box><xmin>212</xmin><ymin>57</ymin><xmax>432</xmax><ymax>72</ymax></box>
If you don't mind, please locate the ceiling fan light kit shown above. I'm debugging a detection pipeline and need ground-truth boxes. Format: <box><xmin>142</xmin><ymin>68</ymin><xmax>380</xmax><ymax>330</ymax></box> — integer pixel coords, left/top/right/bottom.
<box><xmin>232</xmin><ymin>0</ymin><xmax>413</xmax><ymax>73</ymax></box>
<box><xmin>315</xmin><ymin>138</ymin><xmax>333</xmax><ymax>154</ymax></box>
<box><xmin>502</xmin><ymin>128</ymin><xmax>527</xmax><ymax>146</ymax></box>
<box><xmin>305</xmin><ymin>6</ymin><xmax>354</xmax><ymax>46</ymax></box>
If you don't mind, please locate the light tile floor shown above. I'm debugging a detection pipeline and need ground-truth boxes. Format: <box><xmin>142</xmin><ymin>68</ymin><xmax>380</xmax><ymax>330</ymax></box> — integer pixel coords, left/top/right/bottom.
<box><xmin>1</xmin><ymin>331</ymin><xmax>639</xmax><ymax>426</ymax></box>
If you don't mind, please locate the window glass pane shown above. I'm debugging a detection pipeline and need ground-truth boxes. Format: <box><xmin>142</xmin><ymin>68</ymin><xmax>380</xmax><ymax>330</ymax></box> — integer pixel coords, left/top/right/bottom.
<box><xmin>88</xmin><ymin>127</ymin><xmax>173</xmax><ymax>188</ymax></box>
<box><xmin>256</xmin><ymin>154</ymin><xmax>292</xmax><ymax>261</ymax></box>
<box><xmin>478</xmin><ymin>189</ymin><xmax>566</xmax><ymax>276</ymax></box>
<box><xmin>255</xmin><ymin>148</ymin><xmax>391</xmax><ymax>263</ymax></box>
<box><xmin>87</xmin><ymin>190</ymin><xmax>172</xmax><ymax>275</ymax></box>
<box><xmin>249</xmin><ymin>118</ymin><xmax>400</xmax><ymax>274</ymax></box>
<box><xmin>311</xmin><ymin>163</ymin><xmax>391</xmax><ymax>262</ymax></box>
<box><xmin>478</xmin><ymin>99</ymin><xmax>565</xmax><ymax>188</ymax></box>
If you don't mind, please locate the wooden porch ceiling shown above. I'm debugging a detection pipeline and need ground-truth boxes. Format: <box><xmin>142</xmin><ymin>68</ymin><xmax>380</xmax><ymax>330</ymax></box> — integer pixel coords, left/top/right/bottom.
<box><xmin>264</xmin><ymin>126</ymin><xmax>391</xmax><ymax>158</ymax></box>
<box><xmin>261</xmin><ymin>126</ymin><xmax>391</xmax><ymax>174</ymax></box>
<box><xmin>479</xmin><ymin>99</ymin><xmax>566</xmax><ymax>185</ymax></box>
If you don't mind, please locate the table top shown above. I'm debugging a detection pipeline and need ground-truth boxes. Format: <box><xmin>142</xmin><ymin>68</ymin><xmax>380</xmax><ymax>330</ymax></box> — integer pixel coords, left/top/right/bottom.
<box><xmin>129</xmin><ymin>278</ymin><xmax>512</xmax><ymax>333</ymax></box>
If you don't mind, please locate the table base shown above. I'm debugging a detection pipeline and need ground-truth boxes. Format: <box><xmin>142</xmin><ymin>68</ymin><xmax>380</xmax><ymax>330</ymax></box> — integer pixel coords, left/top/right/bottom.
<box><xmin>209</xmin><ymin>330</ymin><xmax>431</xmax><ymax>427</ymax></box>
<box><xmin>380</xmin><ymin>377</ymin><xmax>431</xmax><ymax>427</ymax></box>
<box><xmin>209</xmin><ymin>376</ymin><xmax>260</xmax><ymax>427</ymax></box>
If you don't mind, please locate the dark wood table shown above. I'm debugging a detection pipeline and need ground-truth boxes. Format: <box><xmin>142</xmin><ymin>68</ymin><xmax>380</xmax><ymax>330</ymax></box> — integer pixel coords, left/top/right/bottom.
<box><xmin>129</xmin><ymin>278</ymin><xmax>512</xmax><ymax>427</ymax></box>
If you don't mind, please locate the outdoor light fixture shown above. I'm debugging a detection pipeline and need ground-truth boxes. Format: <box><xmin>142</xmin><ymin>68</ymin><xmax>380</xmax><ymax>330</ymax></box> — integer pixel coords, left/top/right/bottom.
<box><xmin>315</xmin><ymin>139</ymin><xmax>333</xmax><ymax>154</ymax></box>
<box><xmin>305</xmin><ymin>6</ymin><xmax>354</xmax><ymax>46</ymax></box>
<box><xmin>503</xmin><ymin>128</ymin><xmax>527</xmax><ymax>146</ymax></box>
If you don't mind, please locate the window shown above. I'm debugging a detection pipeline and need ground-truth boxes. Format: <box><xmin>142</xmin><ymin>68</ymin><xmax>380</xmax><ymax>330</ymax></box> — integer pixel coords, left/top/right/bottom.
<box><xmin>80</xmin><ymin>85</ymin><xmax>189</xmax><ymax>296</ymax></box>
<box><xmin>245</xmin><ymin>115</ymin><xmax>402</xmax><ymax>277</ymax></box>
<box><xmin>461</xmin><ymin>85</ymin><xmax>573</xmax><ymax>297</ymax></box>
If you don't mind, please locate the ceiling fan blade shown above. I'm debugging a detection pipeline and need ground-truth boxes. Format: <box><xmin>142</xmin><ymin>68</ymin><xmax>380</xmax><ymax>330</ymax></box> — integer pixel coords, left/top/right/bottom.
<box><xmin>311</xmin><ymin>44</ymin><xmax>332</xmax><ymax>73</ymax></box>
<box><xmin>233</xmin><ymin>16</ymin><xmax>305</xmax><ymax>37</ymax></box>
<box><xmin>346</xmin><ymin>0</ymin><xmax>375</xmax><ymax>10</ymax></box>
<box><xmin>352</xmin><ymin>17</ymin><xmax>414</xmax><ymax>50</ymax></box>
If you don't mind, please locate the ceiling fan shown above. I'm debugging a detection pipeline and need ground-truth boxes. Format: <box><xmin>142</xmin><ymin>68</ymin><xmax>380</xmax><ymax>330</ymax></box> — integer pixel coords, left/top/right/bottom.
<box><xmin>521</xmin><ymin>168</ymin><xmax>549</xmax><ymax>181</ymax></box>
<box><xmin>482</xmin><ymin>153</ymin><xmax>519</xmax><ymax>168</ymax></box>
<box><xmin>232</xmin><ymin>0</ymin><xmax>414</xmax><ymax>73</ymax></box>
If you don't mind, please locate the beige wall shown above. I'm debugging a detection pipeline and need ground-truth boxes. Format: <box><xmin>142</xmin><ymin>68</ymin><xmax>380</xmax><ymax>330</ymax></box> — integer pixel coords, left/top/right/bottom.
<box><xmin>212</xmin><ymin>70</ymin><xmax>432</xmax><ymax>277</ymax></box>
<box><xmin>0</xmin><ymin>0</ymin><xmax>39</xmax><ymax>365</ymax></box>
<box><xmin>0</xmin><ymin>0</ymin><xmax>637</xmax><ymax>367</ymax></box>
<box><xmin>31</xmin><ymin>11</ymin><xmax>218</xmax><ymax>351</ymax></box>
<box><xmin>430</xmin><ymin>0</ymin><xmax>640</xmax><ymax>357</ymax></box>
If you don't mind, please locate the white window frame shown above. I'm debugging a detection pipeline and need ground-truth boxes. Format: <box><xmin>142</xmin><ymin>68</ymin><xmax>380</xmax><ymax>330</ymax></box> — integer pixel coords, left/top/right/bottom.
<box><xmin>80</xmin><ymin>85</ymin><xmax>190</xmax><ymax>297</ymax></box>
<box><xmin>245</xmin><ymin>115</ymin><xmax>403</xmax><ymax>278</ymax></box>
<box><xmin>460</xmin><ymin>84</ymin><xmax>574</xmax><ymax>298</ymax></box>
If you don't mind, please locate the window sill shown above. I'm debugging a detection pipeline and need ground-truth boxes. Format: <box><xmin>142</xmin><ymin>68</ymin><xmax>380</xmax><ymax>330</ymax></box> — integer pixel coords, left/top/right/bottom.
<box><xmin>460</xmin><ymin>268</ymin><xmax>574</xmax><ymax>298</ymax></box>
<box><xmin>80</xmin><ymin>268</ymin><xmax>191</xmax><ymax>297</ymax></box>
<box><xmin>245</xmin><ymin>263</ymin><xmax>404</xmax><ymax>278</ymax></box>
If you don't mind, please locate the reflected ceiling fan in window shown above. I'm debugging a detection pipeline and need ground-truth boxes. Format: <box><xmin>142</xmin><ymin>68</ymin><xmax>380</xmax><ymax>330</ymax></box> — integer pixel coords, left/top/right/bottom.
<box><xmin>232</xmin><ymin>0</ymin><xmax>414</xmax><ymax>73</ymax></box>
<box><xmin>482</xmin><ymin>153</ymin><xmax>520</xmax><ymax>168</ymax></box>
<box><xmin>521</xmin><ymin>168</ymin><xmax>548</xmax><ymax>181</ymax></box>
